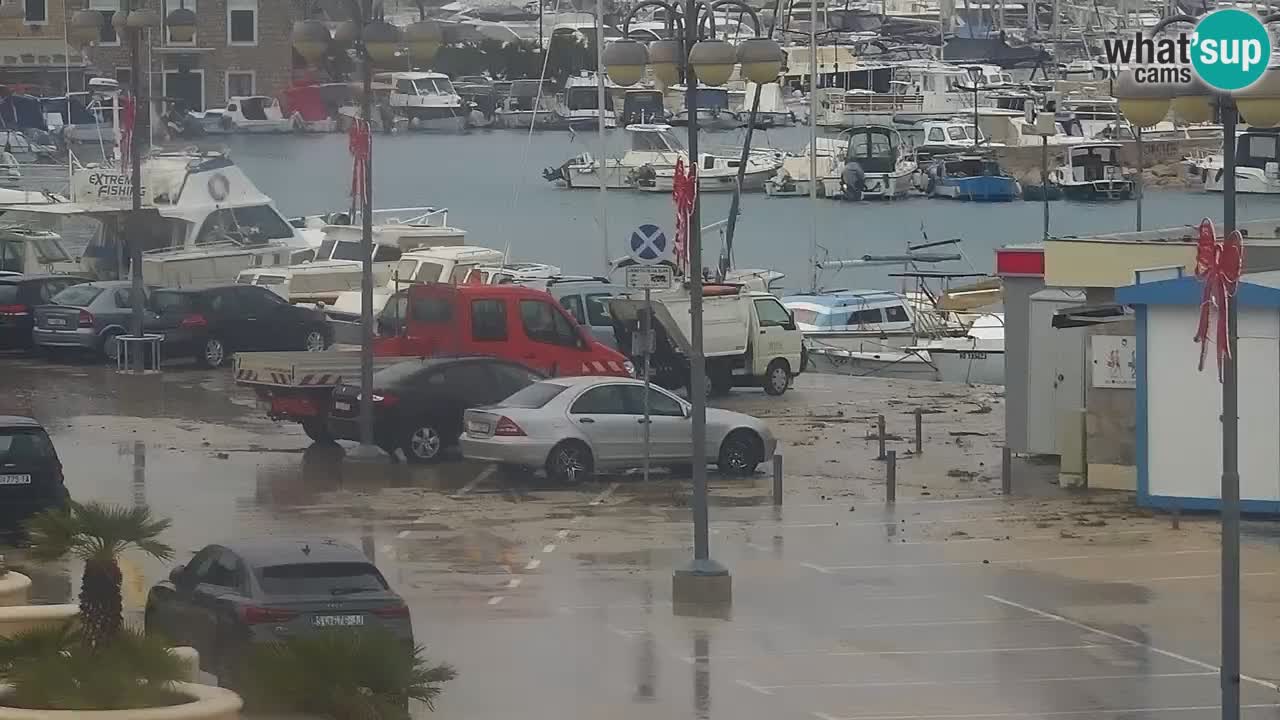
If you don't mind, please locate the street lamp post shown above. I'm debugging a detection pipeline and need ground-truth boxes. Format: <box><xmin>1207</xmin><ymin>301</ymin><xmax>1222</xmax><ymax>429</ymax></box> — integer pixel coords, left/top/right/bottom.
<box><xmin>72</xmin><ymin>1</ymin><xmax>160</xmax><ymax>371</ymax></box>
<box><xmin>602</xmin><ymin>6</ymin><xmax>782</xmax><ymax>609</ymax></box>
<box><xmin>1116</xmin><ymin>18</ymin><xmax>1280</xmax><ymax>720</ymax></box>
<box><xmin>293</xmin><ymin>5</ymin><xmax>440</xmax><ymax>459</ymax></box>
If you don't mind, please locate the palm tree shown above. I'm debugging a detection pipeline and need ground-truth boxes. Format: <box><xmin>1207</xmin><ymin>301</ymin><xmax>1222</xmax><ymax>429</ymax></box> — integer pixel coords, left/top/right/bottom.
<box><xmin>26</xmin><ymin>502</ymin><xmax>173</xmax><ymax>650</ymax></box>
<box><xmin>240</xmin><ymin>628</ymin><xmax>457</xmax><ymax>719</ymax></box>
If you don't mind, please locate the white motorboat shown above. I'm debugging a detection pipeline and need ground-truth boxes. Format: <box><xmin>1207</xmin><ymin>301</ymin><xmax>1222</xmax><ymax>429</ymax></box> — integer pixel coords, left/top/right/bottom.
<box><xmin>815</xmin><ymin>60</ymin><xmax>993</xmax><ymax>129</ymax></box>
<box><xmin>379</xmin><ymin>71</ymin><xmax>469</xmax><ymax>132</ymax></box>
<box><xmin>671</xmin><ymin>86</ymin><xmax>743</xmax><ymax>131</ymax></box>
<box><xmin>905</xmin><ymin>312</ymin><xmax>1005</xmax><ymax>385</ymax></box>
<box><xmin>1195</xmin><ymin>128</ymin><xmax>1280</xmax><ymax>194</ymax></box>
<box><xmin>766</xmin><ymin>138</ymin><xmax>843</xmax><ymax>197</ymax></box>
<box><xmin>222</xmin><ymin>96</ymin><xmax>297</xmax><ymax>133</ymax></box>
<box><xmin>558</xmin><ymin>72</ymin><xmax>617</xmax><ymax>130</ymax></box>
<box><xmin>543</xmin><ymin>123</ymin><xmax>685</xmax><ymax>189</ymax></box>
<box><xmin>743</xmin><ymin>82</ymin><xmax>798</xmax><ymax>128</ymax></box>
<box><xmin>641</xmin><ymin>151</ymin><xmax>782</xmax><ymax>193</ymax></box>
<box><xmin>1052</xmin><ymin>143</ymin><xmax>1133</xmax><ymax>201</ymax></box>
<box><xmin>494</xmin><ymin>79</ymin><xmax>564</xmax><ymax>130</ymax></box>
<box><xmin>822</xmin><ymin>125</ymin><xmax>917</xmax><ymax>200</ymax></box>
<box><xmin>783</xmin><ymin>290</ymin><xmax>948</xmax><ymax>380</ymax></box>
<box><xmin>284</xmin><ymin>208</ymin><xmax>469</xmax><ymax>304</ymax></box>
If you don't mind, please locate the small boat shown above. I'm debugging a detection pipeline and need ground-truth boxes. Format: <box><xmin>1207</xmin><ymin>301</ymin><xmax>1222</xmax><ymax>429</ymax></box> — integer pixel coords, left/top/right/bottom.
<box><xmin>222</xmin><ymin>96</ymin><xmax>296</xmax><ymax>133</ymax></box>
<box><xmin>783</xmin><ymin>290</ymin><xmax>943</xmax><ymax>380</ymax></box>
<box><xmin>494</xmin><ymin>79</ymin><xmax>565</xmax><ymax>130</ymax></box>
<box><xmin>189</xmin><ymin>108</ymin><xmax>230</xmax><ymax>135</ymax></box>
<box><xmin>670</xmin><ymin>86</ymin><xmax>742</xmax><ymax>131</ymax></box>
<box><xmin>379</xmin><ymin>71</ymin><xmax>469</xmax><ymax>132</ymax></box>
<box><xmin>1197</xmin><ymin>127</ymin><xmax>1280</xmax><ymax>194</ymax></box>
<box><xmin>913</xmin><ymin>118</ymin><xmax>984</xmax><ymax>154</ymax></box>
<box><xmin>905</xmin><ymin>313</ymin><xmax>1004</xmax><ymax>385</ymax></box>
<box><xmin>925</xmin><ymin>154</ymin><xmax>1018</xmax><ymax>201</ymax></box>
<box><xmin>766</xmin><ymin>138</ymin><xmax>843</xmax><ymax>197</ymax></box>
<box><xmin>281</xmin><ymin>82</ymin><xmax>343</xmax><ymax>134</ymax></box>
<box><xmin>455</xmin><ymin>77</ymin><xmax>498</xmax><ymax>129</ymax></box>
<box><xmin>543</xmin><ymin>123</ymin><xmax>684</xmax><ymax>189</ymax></box>
<box><xmin>640</xmin><ymin>152</ymin><xmax>782</xmax><ymax>193</ymax></box>
<box><xmin>1052</xmin><ymin>143</ymin><xmax>1133</xmax><ymax>201</ymax></box>
<box><xmin>557</xmin><ymin>72</ymin><xmax>617</xmax><ymax>130</ymax></box>
<box><xmin>619</xmin><ymin>88</ymin><xmax>669</xmax><ymax>127</ymax></box>
<box><xmin>825</xmin><ymin>125</ymin><xmax>917</xmax><ymax>200</ymax></box>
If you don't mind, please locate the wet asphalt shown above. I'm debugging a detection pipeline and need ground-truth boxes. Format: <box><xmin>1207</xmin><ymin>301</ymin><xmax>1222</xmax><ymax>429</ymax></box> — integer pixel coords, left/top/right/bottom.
<box><xmin>1</xmin><ymin>352</ymin><xmax>1279</xmax><ymax>720</ymax></box>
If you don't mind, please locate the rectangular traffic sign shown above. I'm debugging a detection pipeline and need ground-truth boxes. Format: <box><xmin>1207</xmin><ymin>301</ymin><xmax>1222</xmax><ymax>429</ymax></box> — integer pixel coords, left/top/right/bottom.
<box><xmin>625</xmin><ymin>265</ymin><xmax>674</xmax><ymax>290</ymax></box>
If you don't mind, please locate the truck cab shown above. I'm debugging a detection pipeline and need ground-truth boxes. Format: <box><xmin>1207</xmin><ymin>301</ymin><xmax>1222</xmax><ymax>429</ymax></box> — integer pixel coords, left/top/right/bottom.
<box><xmin>373</xmin><ymin>283</ymin><xmax>633</xmax><ymax>378</ymax></box>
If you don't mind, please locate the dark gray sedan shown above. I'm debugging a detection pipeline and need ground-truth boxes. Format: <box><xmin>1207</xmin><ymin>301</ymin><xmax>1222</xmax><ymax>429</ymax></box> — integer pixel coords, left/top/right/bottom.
<box><xmin>31</xmin><ymin>281</ymin><xmax>150</xmax><ymax>359</ymax></box>
<box><xmin>144</xmin><ymin>538</ymin><xmax>413</xmax><ymax>685</ymax></box>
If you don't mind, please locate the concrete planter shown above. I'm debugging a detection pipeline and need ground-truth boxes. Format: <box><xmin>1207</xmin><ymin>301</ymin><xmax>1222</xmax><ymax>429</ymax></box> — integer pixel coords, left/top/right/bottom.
<box><xmin>0</xmin><ymin>574</ymin><xmax>31</xmax><ymax>608</ymax></box>
<box><xmin>0</xmin><ymin>605</ymin><xmax>77</xmax><ymax>638</ymax></box>
<box><xmin>0</xmin><ymin>682</ymin><xmax>243</xmax><ymax>720</ymax></box>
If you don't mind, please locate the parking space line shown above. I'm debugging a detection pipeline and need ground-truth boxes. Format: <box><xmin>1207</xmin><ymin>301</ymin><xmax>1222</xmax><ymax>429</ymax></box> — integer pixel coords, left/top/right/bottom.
<box><xmin>542</xmin><ymin>544</ymin><xmax>557</xmax><ymax>553</ymax></box>
<box><xmin>589</xmin><ymin>482</ymin><xmax>619</xmax><ymax>505</ymax></box>
<box><xmin>450</xmin><ymin>466</ymin><xmax>496</xmax><ymax>498</ymax></box>
<box><xmin>800</xmin><ymin>562</ymin><xmax>832</xmax><ymax>574</ymax></box>
<box><xmin>506</xmin><ymin>577</ymin><xmax>522</xmax><ymax>589</ymax></box>
<box><xmin>895</xmin><ymin>528</ymin><xmax>1155</xmax><ymax>545</ymax></box>
<box><xmin>736</xmin><ymin>679</ymin><xmax>774</xmax><ymax>695</ymax></box>
<box><xmin>815</xmin><ymin>704</ymin><xmax>1280</xmax><ymax>720</ymax></box>
<box><xmin>986</xmin><ymin>594</ymin><xmax>1280</xmax><ymax>691</ymax></box>
<box><xmin>838</xmin><ymin>617</ymin><xmax>1059</xmax><ymax>630</ymax></box>
<box><xmin>823</xmin><ymin>548</ymin><xmax>1214</xmax><ymax>571</ymax></box>
<box><xmin>525</xmin><ymin>558</ymin><xmax>541</xmax><ymax>570</ymax></box>
<box><xmin>761</xmin><ymin>671</ymin><xmax>1213</xmax><ymax>691</ymax></box>
<box><xmin>487</xmin><ymin>596</ymin><xmax>504</xmax><ymax>606</ymax></box>
<box><xmin>1140</xmin><ymin>570</ymin><xmax>1280</xmax><ymax>582</ymax></box>
<box><xmin>688</xmin><ymin>644</ymin><xmax>1105</xmax><ymax>661</ymax></box>
<box><xmin>789</xmin><ymin>497</ymin><xmax>1009</xmax><ymax>509</ymax></box>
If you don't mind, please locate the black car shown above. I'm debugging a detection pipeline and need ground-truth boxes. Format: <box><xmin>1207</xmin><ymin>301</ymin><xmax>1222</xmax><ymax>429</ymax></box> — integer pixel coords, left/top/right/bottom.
<box><xmin>145</xmin><ymin>538</ymin><xmax>412</xmax><ymax>686</ymax></box>
<box><xmin>329</xmin><ymin>356</ymin><xmax>544</xmax><ymax>463</ymax></box>
<box><xmin>148</xmin><ymin>285</ymin><xmax>332</xmax><ymax>368</ymax></box>
<box><xmin>0</xmin><ymin>275</ymin><xmax>91</xmax><ymax>350</ymax></box>
<box><xmin>0</xmin><ymin>417</ymin><xmax>69</xmax><ymax>537</ymax></box>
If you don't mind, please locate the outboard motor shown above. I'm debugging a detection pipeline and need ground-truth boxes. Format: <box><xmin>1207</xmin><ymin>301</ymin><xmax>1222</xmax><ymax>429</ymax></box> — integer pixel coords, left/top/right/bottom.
<box><xmin>841</xmin><ymin>160</ymin><xmax>866</xmax><ymax>201</ymax></box>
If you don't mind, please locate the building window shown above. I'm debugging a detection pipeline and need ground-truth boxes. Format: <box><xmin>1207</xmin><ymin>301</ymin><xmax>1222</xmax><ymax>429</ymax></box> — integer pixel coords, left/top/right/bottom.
<box><xmin>163</xmin><ymin>0</ymin><xmax>196</xmax><ymax>45</ymax></box>
<box><xmin>114</xmin><ymin>67</ymin><xmax>131</xmax><ymax>89</ymax></box>
<box><xmin>24</xmin><ymin>0</ymin><xmax>47</xmax><ymax>23</ymax></box>
<box><xmin>163</xmin><ymin>69</ymin><xmax>205</xmax><ymax>111</ymax></box>
<box><xmin>90</xmin><ymin>0</ymin><xmax>120</xmax><ymax>45</ymax></box>
<box><xmin>227</xmin><ymin>0</ymin><xmax>257</xmax><ymax>45</ymax></box>
<box><xmin>225</xmin><ymin>71</ymin><xmax>253</xmax><ymax>99</ymax></box>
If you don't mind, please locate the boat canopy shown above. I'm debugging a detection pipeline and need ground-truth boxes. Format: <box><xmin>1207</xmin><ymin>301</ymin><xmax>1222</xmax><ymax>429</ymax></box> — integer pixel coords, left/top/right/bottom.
<box><xmin>844</xmin><ymin>126</ymin><xmax>900</xmax><ymax>173</ymax></box>
<box><xmin>628</xmin><ymin>125</ymin><xmax>684</xmax><ymax>152</ymax></box>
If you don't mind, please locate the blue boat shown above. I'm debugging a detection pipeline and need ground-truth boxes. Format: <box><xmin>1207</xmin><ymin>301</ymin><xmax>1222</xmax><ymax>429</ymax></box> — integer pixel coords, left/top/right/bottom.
<box><xmin>925</xmin><ymin>154</ymin><xmax>1018</xmax><ymax>202</ymax></box>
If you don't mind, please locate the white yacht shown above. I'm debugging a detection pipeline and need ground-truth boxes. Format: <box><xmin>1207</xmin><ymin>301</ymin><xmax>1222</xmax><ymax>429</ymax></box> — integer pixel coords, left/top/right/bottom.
<box><xmin>823</xmin><ymin>125</ymin><xmax>917</xmax><ymax>200</ymax></box>
<box><xmin>671</xmin><ymin>86</ymin><xmax>743</xmax><ymax>132</ymax></box>
<box><xmin>1195</xmin><ymin>128</ymin><xmax>1280</xmax><ymax>194</ymax></box>
<box><xmin>558</xmin><ymin>73</ymin><xmax>617</xmax><ymax>130</ymax></box>
<box><xmin>816</xmin><ymin>60</ymin><xmax>992</xmax><ymax>129</ymax></box>
<box><xmin>379</xmin><ymin>71</ymin><xmax>468</xmax><ymax>132</ymax></box>
<box><xmin>221</xmin><ymin>96</ymin><xmax>296</xmax><ymax>133</ymax></box>
<box><xmin>783</xmin><ymin>290</ymin><xmax>948</xmax><ymax>380</ymax></box>
<box><xmin>766</xmin><ymin>137</ymin><xmax>843</xmax><ymax>197</ymax></box>
<box><xmin>1052</xmin><ymin>143</ymin><xmax>1133</xmax><ymax>201</ymax></box>
<box><xmin>905</xmin><ymin>312</ymin><xmax>1005</xmax><ymax>385</ymax></box>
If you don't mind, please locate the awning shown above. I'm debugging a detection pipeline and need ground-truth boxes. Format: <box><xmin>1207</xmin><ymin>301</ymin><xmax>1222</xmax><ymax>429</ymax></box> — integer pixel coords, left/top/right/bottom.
<box><xmin>1051</xmin><ymin>303</ymin><xmax>1131</xmax><ymax>329</ymax></box>
<box><xmin>0</xmin><ymin>40</ymin><xmax>86</xmax><ymax>70</ymax></box>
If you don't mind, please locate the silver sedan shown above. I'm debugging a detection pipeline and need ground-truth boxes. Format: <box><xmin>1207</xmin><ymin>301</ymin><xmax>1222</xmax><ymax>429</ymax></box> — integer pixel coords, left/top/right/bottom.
<box><xmin>460</xmin><ymin>376</ymin><xmax>777</xmax><ymax>484</ymax></box>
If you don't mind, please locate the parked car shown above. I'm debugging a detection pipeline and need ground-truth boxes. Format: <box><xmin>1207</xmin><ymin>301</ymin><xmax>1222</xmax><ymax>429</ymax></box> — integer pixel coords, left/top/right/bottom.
<box><xmin>144</xmin><ymin>537</ymin><xmax>412</xmax><ymax>685</ymax></box>
<box><xmin>148</xmin><ymin>285</ymin><xmax>332</xmax><ymax>368</ymax></box>
<box><xmin>0</xmin><ymin>416</ymin><xmax>69</xmax><ymax>539</ymax></box>
<box><xmin>0</xmin><ymin>274</ymin><xmax>90</xmax><ymax>350</ymax></box>
<box><xmin>329</xmin><ymin>356</ymin><xmax>544</xmax><ymax>462</ymax></box>
<box><xmin>32</xmin><ymin>281</ymin><xmax>152</xmax><ymax>359</ymax></box>
<box><xmin>372</xmin><ymin>283</ymin><xmax>633</xmax><ymax>378</ymax></box>
<box><xmin>460</xmin><ymin>376</ymin><xmax>777</xmax><ymax>484</ymax></box>
<box><xmin>529</xmin><ymin>277</ymin><xmax>625</xmax><ymax>350</ymax></box>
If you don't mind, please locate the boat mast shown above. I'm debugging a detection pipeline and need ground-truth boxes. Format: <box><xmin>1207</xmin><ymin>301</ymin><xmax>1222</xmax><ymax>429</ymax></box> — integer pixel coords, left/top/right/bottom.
<box><xmin>808</xmin><ymin>0</ymin><xmax>819</xmax><ymax>293</ymax></box>
<box><xmin>596</xmin><ymin>0</ymin><xmax>610</xmax><ymax>273</ymax></box>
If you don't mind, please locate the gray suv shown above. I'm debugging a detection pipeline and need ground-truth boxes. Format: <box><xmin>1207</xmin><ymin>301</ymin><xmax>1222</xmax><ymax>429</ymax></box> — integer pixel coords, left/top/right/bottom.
<box><xmin>32</xmin><ymin>281</ymin><xmax>151</xmax><ymax>359</ymax></box>
<box><xmin>144</xmin><ymin>538</ymin><xmax>412</xmax><ymax>685</ymax></box>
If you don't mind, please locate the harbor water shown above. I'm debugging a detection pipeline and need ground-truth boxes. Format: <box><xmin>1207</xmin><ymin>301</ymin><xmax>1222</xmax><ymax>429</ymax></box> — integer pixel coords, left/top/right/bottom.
<box><xmin>221</xmin><ymin>126</ymin><xmax>1280</xmax><ymax>290</ymax></box>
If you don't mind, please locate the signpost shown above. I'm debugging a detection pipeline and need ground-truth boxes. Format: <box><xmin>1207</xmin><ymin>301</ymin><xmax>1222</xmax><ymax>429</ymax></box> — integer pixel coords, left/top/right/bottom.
<box><xmin>627</xmin><ymin>228</ymin><xmax>675</xmax><ymax>483</ymax></box>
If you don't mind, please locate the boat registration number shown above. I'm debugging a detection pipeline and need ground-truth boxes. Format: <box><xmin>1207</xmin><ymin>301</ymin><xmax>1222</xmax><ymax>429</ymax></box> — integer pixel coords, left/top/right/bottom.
<box><xmin>0</xmin><ymin>475</ymin><xmax>32</xmax><ymax>485</ymax></box>
<box><xmin>958</xmin><ymin>352</ymin><xmax>988</xmax><ymax>360</ymax></box>
<box><xmin>313</xmin><ymin>614</ymin><xmax>364</xmax><ymax>627</ymax></box>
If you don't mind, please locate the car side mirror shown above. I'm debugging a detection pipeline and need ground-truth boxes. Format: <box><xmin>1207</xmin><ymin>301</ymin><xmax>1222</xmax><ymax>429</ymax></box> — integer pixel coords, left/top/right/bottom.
<box><xmin>682</xmin><ymin>404</ymin><xmax>692</xmax><ymax>419</ymax></box>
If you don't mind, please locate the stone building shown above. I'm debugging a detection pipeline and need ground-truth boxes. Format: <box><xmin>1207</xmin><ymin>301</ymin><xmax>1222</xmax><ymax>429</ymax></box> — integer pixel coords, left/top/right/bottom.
<box><xmin>0</xmin><ymin>0</ymin><xmax>88</xmax><ymax>95</ymax></box>
<box><xmin>82</xmin><ymin>0</ymin><xmax>296</xmax><ymax>112</ymax></box>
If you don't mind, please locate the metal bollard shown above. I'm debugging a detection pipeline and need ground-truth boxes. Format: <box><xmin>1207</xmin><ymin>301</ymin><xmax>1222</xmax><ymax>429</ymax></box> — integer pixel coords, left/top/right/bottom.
<box><xmin>914</xmin><ymin>408</ymin><xmax>923</xmax><ymax>455</ymax></box>
<box><xmin>886</xmin><ymin>450</ymin><xmax>896</xmax><ymax>504</ymax></box>
<box><xmin>1001</xmin><ymin>447</ymin><xmax>1012</xmax><ymax>496</ymax></box>
<box><xmin>877</xmin><ymin>414</ymin><xmax>886</xmax><ymax>460</ymax></box>
<box><xmin>1171</xmin><ymin>503</ymin><xmax>1181</xmax><ymax>529</ymax></box>
<box><xmin>772</xmin><ymin>454</ymin><xmax>783</xmax><ymax>507</ymax></box>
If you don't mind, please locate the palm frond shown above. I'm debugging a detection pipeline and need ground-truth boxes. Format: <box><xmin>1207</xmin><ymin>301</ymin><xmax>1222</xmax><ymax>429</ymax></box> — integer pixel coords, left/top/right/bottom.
<box><xmin>0</xmin><ymin>622</ymin><xmax>78</xmax><ymax>679</ymax></box>
<box><xmin>26</xmin><ymin>502</ymin><xmax>173</xmax><ymax>563</ymax></box>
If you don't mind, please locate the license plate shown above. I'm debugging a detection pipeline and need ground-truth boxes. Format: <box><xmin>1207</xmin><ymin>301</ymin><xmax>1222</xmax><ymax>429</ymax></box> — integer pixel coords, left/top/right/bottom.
<box><xmin>466</xmin><ymin>420</ymin><xmax>489</xmax><ymax>434</ymax></box>
<box><xmin>334</xmin><ymin>401</ymin><xmax>352</xmax><ymax>412</ymax></box>
<box><xmin>0</xmin><ymin>475</ymin><xmax>32</xmax><ymax>485</ymax></box>
<box><xmin>313</xmin><ymin>614</ymin><xmax>364</xmax><ymax>627</ymax></box>
<box><xmin>45</xmin><ymin>318</ymin><xmax>67</xmax><ymax>327</ymax></box>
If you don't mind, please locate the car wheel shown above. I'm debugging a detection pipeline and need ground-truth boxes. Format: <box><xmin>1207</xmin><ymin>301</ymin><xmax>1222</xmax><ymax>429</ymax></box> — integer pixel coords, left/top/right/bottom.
<box><xmin>100</xmin><ymin>330</ymin><xmax>124</xmax><ymax>362</ymax></box>
<box><xmin>301</xmin><ymin>418</ymin><xmax>336</xmax><ymax>446</ymax></box>
<box><xmin>197</xmin><ymin>337</ymin><xmax>227</xmax><ymax>369</ymax></box>
<box><xmin>402</xmin><ymin>422</ymin><xmax>444</xmax><ymax>464</ymax></box>
<box><xmin>762</xmin><ymin>359</ymin><xmax>790</xmax><ymax>396</ymax></box>
<box><xmin>546</xmin><ymin>440</ymin><xmax>593</xmax><ymax>485</ymax></box>
<box><xmin>717</xmin><ymin>430</ymin><xmax>762</xmax><ymax>477</ymax></box>
<box><xmin>304</xmin><ymin>328</ymin><xmax>328</xmax><ymax>352</ymax></box>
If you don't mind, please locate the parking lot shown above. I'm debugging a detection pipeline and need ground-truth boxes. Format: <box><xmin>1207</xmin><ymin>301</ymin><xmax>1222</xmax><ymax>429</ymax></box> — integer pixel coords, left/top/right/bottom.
<box><xmin>2</xmin><ymin>355</ymin><xmax>1279</xmax><ymax>719</ymax></box>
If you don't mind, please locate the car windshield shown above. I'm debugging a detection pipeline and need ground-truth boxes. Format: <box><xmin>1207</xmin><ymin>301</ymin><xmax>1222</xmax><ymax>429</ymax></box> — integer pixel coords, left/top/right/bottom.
<box><xmin>501</xmin><ymin>381</ymin><xmax>569</xmax><ymax>408</ymax></box>
<box><xmin>51</xmin><ymin>285</ymin><xmax>103</xmax><ymax>306</ymax></box>
<box><xmin>258</xmin><ymin>562</ymin><xmax>388</xmax><ymax>596</ymax></box>
<box><xmin>0</xmin><ymin>429</ymin><xmax>57</xmax><ymax>465</ymax></box>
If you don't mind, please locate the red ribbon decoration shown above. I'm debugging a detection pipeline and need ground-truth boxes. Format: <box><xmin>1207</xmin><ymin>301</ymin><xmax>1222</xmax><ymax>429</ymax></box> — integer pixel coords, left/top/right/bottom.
<box><xmin>672</xmin><ymin>158</ymin><xmax>697</xmax><ymax>277</ymax></box>
<box><xmin>118</xmin><ymin>94</ymin><xmax>136</xmax><ymax>175</ymax></box>
<box><xmin>348</xmin><ymin>118</ymin><xmax>371</xmax><ymax>213</ymax></box>
<box><xmin>1192</xmin><ymin>217</ymin><xmax>1244</xmax><ymax>380</ymax></box>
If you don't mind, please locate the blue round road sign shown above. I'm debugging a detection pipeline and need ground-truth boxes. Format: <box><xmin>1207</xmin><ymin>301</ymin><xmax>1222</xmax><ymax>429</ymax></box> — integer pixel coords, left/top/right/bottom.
<box><xmin>629</xmin><ymin>224</ymin><xmax>670</xmax><ymax>265</ymax></box>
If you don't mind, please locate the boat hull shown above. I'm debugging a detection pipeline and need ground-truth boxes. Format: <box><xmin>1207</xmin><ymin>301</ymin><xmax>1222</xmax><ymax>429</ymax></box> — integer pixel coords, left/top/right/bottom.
<box><xmin>406</xmin><ymin>114</ymin><xmax>469</xmax><ymax>132</ymax></box>
<box><xmin>925</xmin><ymin>348</ymin><xmax>1004</xmax><ymax>385</ymax></box>
<box><xmin>805</xmin><ymin>346</ymin><xmax>939</xmax><ymax>381</ymax></box>
<box><xmin>641</xmin><ymin>166</ymin><xmax>775</xmax><ymax>193</ymax></box>
<box><xmin>1204</xmin><ymin>166</ymin><xmax>1280</xmax><ymax>194</ymax></box>
<box><xmin>931</xmin><ymin>175</ymin><xmax>1018</xmax><ymax>202</ymax></box>
<box><xmin>1061</xmin><ymin>180</ymin><xmax>1132</xmax><ymax>201</ymax></box>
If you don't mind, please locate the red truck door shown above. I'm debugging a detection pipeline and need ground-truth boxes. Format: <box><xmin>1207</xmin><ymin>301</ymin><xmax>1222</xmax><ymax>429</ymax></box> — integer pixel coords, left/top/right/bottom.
<box><xmin>375</xmin><ymin>285</ymin><xmax>460</xmax><ymax>357</ymax></box>
<box><xmin>512</xmin><ymin>295</ymin><xmax>627</xmax><ymax>377</ymax></box>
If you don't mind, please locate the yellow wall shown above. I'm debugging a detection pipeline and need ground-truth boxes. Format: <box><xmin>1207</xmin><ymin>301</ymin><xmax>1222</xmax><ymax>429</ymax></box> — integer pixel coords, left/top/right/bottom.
<box><xmin>1045</xmin><ymin>240</ymin><xmax>1196</xmax><ymax>288</ymax></box>
<box><xmin>0</xmin><ymin>0</ymin><xmax>67</xmax><ymax>38</ymax></box>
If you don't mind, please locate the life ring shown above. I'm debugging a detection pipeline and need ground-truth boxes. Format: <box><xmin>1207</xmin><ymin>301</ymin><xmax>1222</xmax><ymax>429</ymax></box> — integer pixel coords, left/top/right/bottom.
<box><xmin>208</xmin><ymin>173</ymin><xmax>231</xmax><ymax>202</ymax></box>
